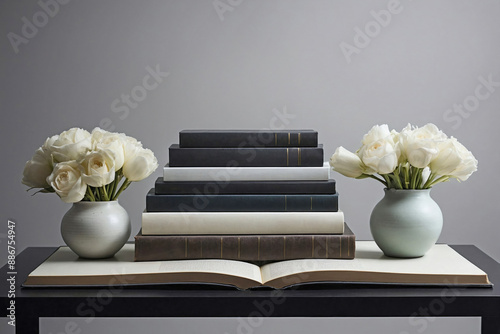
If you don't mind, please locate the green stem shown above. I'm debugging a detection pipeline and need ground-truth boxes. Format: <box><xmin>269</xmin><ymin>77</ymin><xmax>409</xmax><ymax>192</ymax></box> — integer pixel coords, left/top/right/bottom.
<box><xmin>367</xmin><ymin>174</ymin><xmax>388</xmax><ymax>187</ymax></box>
<box><xmin>100</xmin><ymin>186</ymin><xmax>109</xmax><ymax>201</ymax></box>
<box><xmin>382</xmin><ymin>174</ymin><xmax>392</xmax><ymax>188</ymax></box>
<box><xmin>429</xmin><ymin>175</ymin><xmax>450</xmax><ymax>187</ymax></box>
<box><xmin>423</xmin><ymin>172</ymin><xmax>436</xmax><ymax>189</ymax></box>
<box><xmin>393</xmin><ymin>167</ymin><xmax>403</xmax><ymax>189</ymax></box>
<box><xmin>112</xmin><ymin>179</ymin><xmax>132</xmax><ymax>201</ymax></box>
<box><xmin>410</xmin><ymin>167</ymin><xmax>421</xmax><ymax>189</ymax></box>
<box><xmin>86</xmin><ymin>187</ymin><xmax>96</xmax><ymax>201</ymax></box>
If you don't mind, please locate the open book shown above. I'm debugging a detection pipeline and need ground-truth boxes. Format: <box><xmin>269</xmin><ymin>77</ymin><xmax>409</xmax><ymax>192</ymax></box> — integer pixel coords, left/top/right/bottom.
<box><xmin>23</xmin><ymin>241</ymin><xmax>491</xmax><ymax>289</ymax></box>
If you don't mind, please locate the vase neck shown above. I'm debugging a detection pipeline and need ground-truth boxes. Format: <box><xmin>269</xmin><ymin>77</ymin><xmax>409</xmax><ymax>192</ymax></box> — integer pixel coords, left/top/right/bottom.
<box><xmin>383</xmin><ymin>188</ymin><xmax>431</xmax><ymax>198</ymax></box>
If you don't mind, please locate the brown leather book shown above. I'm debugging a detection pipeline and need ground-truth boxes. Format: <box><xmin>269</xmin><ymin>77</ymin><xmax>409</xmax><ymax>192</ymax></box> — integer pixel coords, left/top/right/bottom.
<box><xmin>134</xmin><ymin>223</ymin><xmax>355</xmax><ymax>262</ymax></box>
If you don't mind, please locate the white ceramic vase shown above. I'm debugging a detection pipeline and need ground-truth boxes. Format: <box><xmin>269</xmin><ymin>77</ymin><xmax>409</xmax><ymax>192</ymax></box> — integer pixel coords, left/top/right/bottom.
<box><xmin>370</xmin><ymin>188</ymin><xmax>443</xmax><ymax>258</ymax></box>
<box><xmin>61</xmin><ymin>201</ymin><xmax>131</xmax><ymax>259</ymax></box>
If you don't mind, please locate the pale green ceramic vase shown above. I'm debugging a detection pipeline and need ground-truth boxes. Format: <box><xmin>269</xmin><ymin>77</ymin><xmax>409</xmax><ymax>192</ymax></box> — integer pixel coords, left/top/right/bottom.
<box><xmin>370</xmin><ymin>188</ymin><xmax>443</xmax><ymax>258</ymax></box>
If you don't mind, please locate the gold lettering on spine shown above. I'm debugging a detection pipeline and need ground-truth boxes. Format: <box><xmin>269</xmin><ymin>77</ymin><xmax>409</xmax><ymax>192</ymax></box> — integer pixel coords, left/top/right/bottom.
<box><xmin>286</xmin><ymin>148</ymin><xmax>289</xmax><ymax>166</ymax></box>
<box><xmin>298</xmin><ymin>148</ymin><xmax>301</xmax><ymax>166</ymax></box>
<box><xmin>326</xmin><ymin>238</ymin><xmax>328</xmax><ymax>258</ymax></box>
<box><xmin>298</xmin><ymin>133</ymin><xmax>301</xmax><ymax>146</ymax></box>
<box><xmin>283</xmin><ymin>236</ymin><xmax>286</xmax><ymax>259</ymax></box>
<box><xmin>288</xmin><ymin>132</ymin><xmax>290</xmax><ymax>145</ymax></box>
<box><xmin>312</xmin><ymin>236</ymin><xmax>314</xmax><ymax>257</ymax></box>
<box><xmin>258</xmin><ymin>236</ymin><xmax>260</xmax><ymax>260</ymax></box>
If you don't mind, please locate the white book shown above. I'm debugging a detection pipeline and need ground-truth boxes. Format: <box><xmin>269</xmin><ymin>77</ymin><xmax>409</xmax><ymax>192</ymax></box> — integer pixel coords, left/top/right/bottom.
<box><xmin>142</xmin><ymin>211</ymin><xmax>345</xmax><ymax>235</ymax></box>
<box><xmin>163</xmin><ymin>162</ymin><xmax>330</xmax><ymax>181</ymax></box>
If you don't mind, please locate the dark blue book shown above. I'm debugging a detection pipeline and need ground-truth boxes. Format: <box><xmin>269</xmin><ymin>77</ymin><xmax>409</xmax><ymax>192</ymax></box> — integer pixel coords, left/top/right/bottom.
<box><xmin>154</xmin><ymin>177</ymin><xmax>336</xmax><ymax>195</ymax></box>
<box><xmin>168</xmin><ymin>144</ymin><xmax>324</xmax><ymax>167</ymax></box>
<box><xmin>179</xmin><ymin>130</ymin><xmax>318</xmax><ymax>148</ymax></box>
<box><xmin>146</xmin><ymin>189</ymin><xmax>339</xmax><ymax>212</ymax></box>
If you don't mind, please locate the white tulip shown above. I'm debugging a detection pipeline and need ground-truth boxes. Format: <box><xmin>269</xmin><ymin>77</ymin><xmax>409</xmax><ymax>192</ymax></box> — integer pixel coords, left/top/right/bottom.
<box><xmin>362</xmin><ymin>124</ymin><xmax>393</xmax><ymax>146</ymax></box>
<box><xmin>429</xmin><ymin>138</ymin><xmax>463</xmax><ymax>176</ymax></box>
<box><xmin>399</xmin><ymin>123</ymin><xmax>445</xmax><ymax>169</ymax></box>
<box><xmin>22</xmin><ymin>147</ymin><xmax>53</xmax><ymax>188</ymax></box>
<box><xmin>80</xmin><ymin>150</ymin><xmax>116</xmax><ymax>187</ymax></box>
<box><xmin>47</xmin><ymin>161</ymin><xmax>87</xmax><ymax>203</ymax></box>
<box><xmin>430</xmin><ymin>137</ymin><xmax>477</xmax><ymax>181</ymax></box>
<box><xmin>329</xmin><ymin>147</ymin><xmax>365</xmax><ymax>178</ymax></box>
<box><xmin>359</xmin><ymin>125</ymin><xmax>398</xmax><ymax>175</ymax></box>
<box><xmin>122</xmin><ymin>146</ymin><xmax>158</xmax><ymax>182</ymax></box>
<box><xmin>51</xmin><ymin>128</ymin><xmax>92</xmax><ymax>163</ymax></box>
<box><xmin>359</xmin><ymin>138</ymin><xmax>399</xmax><ymax>175</ymax></box>
<box><xmin>91</xmin><ymin>128</ymin><xmax>126</xmax><ymax>170</ymax></box>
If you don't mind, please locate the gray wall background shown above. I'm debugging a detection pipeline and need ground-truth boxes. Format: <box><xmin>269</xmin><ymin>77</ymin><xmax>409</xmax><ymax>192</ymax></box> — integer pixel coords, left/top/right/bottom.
<box><xmin>1</xmin><ymin>0</ymin><xmax>499</xmax><ymax>333</ymax></box>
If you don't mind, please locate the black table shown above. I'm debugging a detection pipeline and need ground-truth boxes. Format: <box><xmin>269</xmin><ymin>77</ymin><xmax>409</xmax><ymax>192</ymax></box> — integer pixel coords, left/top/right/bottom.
<box><xmin>2</xmin><ymin>245</ymin><xmax>499</xmax><ymax>334</ymax></box>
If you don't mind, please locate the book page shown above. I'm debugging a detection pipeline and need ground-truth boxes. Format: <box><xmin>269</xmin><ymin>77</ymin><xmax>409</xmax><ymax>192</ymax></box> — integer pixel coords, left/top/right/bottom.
<box><xmin>260</xmin><ymin>241</ymin><xmax>490</xmax><ymax>288</ymax></box>
<box><xmin>25</xmin><ymin>244</ymin><xmax>263</xmax><ymax>289</ymax></box>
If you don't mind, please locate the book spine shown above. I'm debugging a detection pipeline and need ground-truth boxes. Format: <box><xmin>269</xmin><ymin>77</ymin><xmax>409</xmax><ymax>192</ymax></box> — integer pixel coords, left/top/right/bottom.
<box><xmin>146</xmin><ymin>189</ymin><xmax>339</xmax><ymax>212</ymax></box>
<box><xmin>141</xmin><ymin>211</ymin><xmax>345</xmax><ymax>235</ymax></box>
<box><xmin>135</xmin><ymin>224</ymin><xmax>355</xmax><ymax>261</ymax></box>
<box><xmin>179</xmin><ymin>130</ymin><xmax>318</xmax><ymax>148</ymax></box>
<box><xmin>154</xmin><ymin>177</ymin><xmax>336</xmax><ymax>195</ymax></box>
<box><xmin>163</xmin><ymin>163</ymin><xmax>330</xmax><ymax>182</ymax></box>
<box><xmin>168</xmin><ymin>144</ymin><xmax>324</xmax><ymax>167</ymax></box>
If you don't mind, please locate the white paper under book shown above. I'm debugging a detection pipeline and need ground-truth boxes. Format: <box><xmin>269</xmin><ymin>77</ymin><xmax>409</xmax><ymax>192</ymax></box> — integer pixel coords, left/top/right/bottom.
<box><xmin>23</xmin><ymin>241</ymin><xmax>491</xmax><ymax>290</ymax></box>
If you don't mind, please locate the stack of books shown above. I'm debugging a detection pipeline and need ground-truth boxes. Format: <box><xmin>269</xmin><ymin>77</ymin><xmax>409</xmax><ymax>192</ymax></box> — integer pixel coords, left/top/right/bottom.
<box><xmin>135</xmin><ymin>130</ymin><xmax>355</xmax><ymax>262</ymax></box>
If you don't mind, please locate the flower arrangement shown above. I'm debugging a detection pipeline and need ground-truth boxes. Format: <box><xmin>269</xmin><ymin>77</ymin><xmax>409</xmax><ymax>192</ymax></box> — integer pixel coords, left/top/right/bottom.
<box><xmin>330</xmin><ymin>123</ymin><xmax>478</xmax><ymax>189</ymax></box>
<box><xmin>22</xmin><ymin>127</ymin><xmax>158</xmax><ymax>202</ymax></box>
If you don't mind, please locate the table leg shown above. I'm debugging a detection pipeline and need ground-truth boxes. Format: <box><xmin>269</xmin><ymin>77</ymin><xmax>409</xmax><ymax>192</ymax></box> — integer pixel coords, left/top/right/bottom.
<box><xmin>16</xmin><ymin>315</ymin><xmax>39</xmax><ymax>334</ymax></box>
<box><xmin>482</xmin><ymin>316</ymin><xmax>500</xmax><ymax>334</ymax></box>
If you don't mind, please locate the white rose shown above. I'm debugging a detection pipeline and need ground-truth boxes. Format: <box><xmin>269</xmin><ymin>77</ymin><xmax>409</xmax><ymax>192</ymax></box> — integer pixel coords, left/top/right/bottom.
<box><xmin>122</xmin><ymin>145</ymin><xmax>158</xmax><ymax>182</ymax></box>
<box><xmin>430</xmin><ymin>137</ymin><xmax>477</xmax><ymax>181</ymax></box>
<box><xmin>80</xmin><ymin>150</ymin><xmax>116</xmax><ymax>187</ymax></box>
<box><xmin>51</xmin><ymin>128</ymin><xmax>92</xmax><ymax>163</ymax></box>
<box><xmin>359</xmin><ymin>138</ymin><xmax>399</xmax><ymax>175</ymax></box>
<box><xmin>91</xmin><ymin>128</ymin><xmax>126</xmax><ymax>170</ymax></box>
<box><xmin>329</xmin><ymin>147</ymin><xmax>365</xmax><ymax>178</ymax></box>
<box><xmin>47</xmin><ymin>161</ymin><xmax>87</xmax><ymax>203</ymax></box>
<box><xmin>362</xmin><ymin>124</ymin><xmax>392</xmax><ymax>146</ymax></box>
<box><xmin>399</xmin><ymin>123</ymin><xmax>446</xmax><ymax>169</ymax></box>
<box><xmin>22</xmin><ymin>147</ymin><xmax>53</xmax><ymax>188</ymax></box>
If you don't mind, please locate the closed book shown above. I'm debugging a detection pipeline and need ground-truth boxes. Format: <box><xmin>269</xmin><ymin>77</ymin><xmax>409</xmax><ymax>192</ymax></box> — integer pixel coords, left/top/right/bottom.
<box><xmin>163</xmin><ymin>162</ymin><xmax>330</xmax><ymax>182</ymax></box>
<box><xmin>168</xmin><ymin>144</ymin><xmax>324</xmax><ymax>167</ymax></box>
<box><xmin>154</xmin><ymin>177</ymin><xmax>336</xmax><ymax>195</ymax></box>
<box><xmin>179</xmin><ymin>129</ymin><xmax>318</xmax><ymax>148</ymax></box>
<box><xmin>134</xmin><ymin>223</ymin><xmax>355</xmax><ymax>262</ymax></box>
<box><xmin>142</xmin><ymin>211</ymin><xmax>345</xmax><ymax>235</ymax></box>
<box><xmin>146</xmin><ymin>189</ymin><xmax>338</xmax><ymax>212</ymax></box>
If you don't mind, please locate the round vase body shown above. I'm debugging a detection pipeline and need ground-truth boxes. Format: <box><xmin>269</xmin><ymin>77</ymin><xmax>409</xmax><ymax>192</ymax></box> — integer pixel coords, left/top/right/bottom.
<box><xmin>370</xmin><ymin>188</ymin><xmax>443</xmax><ymax>258</ymax></box>
<box><xmin>61</xmin><ymin>201</ymin><xmax>131</xmax><ymax>259</ymax></box>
